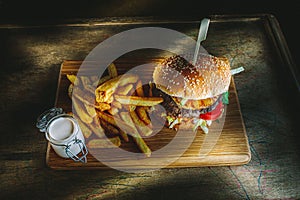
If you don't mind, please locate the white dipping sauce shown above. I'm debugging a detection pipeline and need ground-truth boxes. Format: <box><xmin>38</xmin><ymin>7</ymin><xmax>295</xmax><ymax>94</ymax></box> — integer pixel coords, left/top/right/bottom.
<box><xmin>49</xmin><ymin>117</ymin><xmax>74</xmax><ymax>140</ymax></box>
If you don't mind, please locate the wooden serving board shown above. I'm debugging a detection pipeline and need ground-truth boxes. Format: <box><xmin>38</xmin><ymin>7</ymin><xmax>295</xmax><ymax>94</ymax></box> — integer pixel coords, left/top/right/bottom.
<box><xmin>47</xmin><ymin>59</ymin><xmax>251</xmax><ymax>170</ymax></box>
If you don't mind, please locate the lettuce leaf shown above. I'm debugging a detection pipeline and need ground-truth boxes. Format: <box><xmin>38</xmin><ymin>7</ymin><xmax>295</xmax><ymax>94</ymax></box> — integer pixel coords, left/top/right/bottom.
<box><xmin>222</xmin><ymin>91</ymin><xmax>229</xmax><ymax>105</ymax></box>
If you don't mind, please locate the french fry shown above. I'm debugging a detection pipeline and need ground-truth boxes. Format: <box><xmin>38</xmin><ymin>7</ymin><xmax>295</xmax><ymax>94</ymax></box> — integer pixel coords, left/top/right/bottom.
<box><xmin>80</xmin><ymin>76</ymin><xmax>91</xmax><ymax>86</ymax></box>
<box><xmin>115</xmin><ymin>95</ymin><xmax>163</xmax><ymax>106</ymax></box>
<box><xmin>72</xmin><ymin>86</ymin><xmax>95</xmax><ymax>106</ymax></box>
<box><xmin>87</xmin><ymin>137</ymin><xmax>121</xmax><ymax>148</ymax></box>
<box><xmin>114</xmin><ymin>113</ymin><xmax>129</xmax><ymax>142</ymax></box>
<box><xmin>111</xmin><ymin>101</ymin><xmax>122</xmax><ymax>109</ymax></box>
<box><xmin>136</xmin><ymin>106</ymin><xmax>151</xmax><ymax>126</ymax></box>
<box><xmin>130</xmin><ymin>111</ymin><xmax>153</xmax><ymax>137</ymax></box>
<box><xmin>77</xmin><ymin>119</ymin><xmax>92</xmax><ymax>138</ymax></box>
<box><xmin>97</xmin><ymin>75</ymin><xmax>111</xmax><ymax>87</ymax></box>
<box><xmin>108</xmin><ymin>63</ymin><xmax>118</xmax><ymax>78</ymax></box>
<box><xmin>119</xmin><ymin>112</ymin><xmax>139</xmax><ymax>136</ymax></box>
<box><xmin>84</xmin><ymin>103</ymin><xmax>97</xmax><ymax>118</ymax></box>
<box><xmin>127</xmin><ymin>87</ymin><xmax>136</xmax><ymax>97</ymax></box>
<box><xmin>90</xmin><ymin>117</ymin><xmax>106</xmax><ymax>138</ymax></box>
<box><xmin>134</xmin><ymin>81</ymin><xmax>152</xmax><ymax>124</ymax></box>
<box><xmin>97</xmin><ymin>111</ymin><xmax>136</xmax><ymax>134</ymax></box>
<box><xmin>118</xmin><ymin>74</ymin><xmax>139</xmax><ymax>87</ymax></box>
<box><xmin>135</xmin><ymin>82</ymin><xmax>152</xmax><ymax>126</ymax></box>
<box><xmin>72</xmin><ymin>86</ymin><xmax>97</xmax><ymax>118</ymax></box>
<box><xmin>83</xmin><ymin>80</ymin><xmax>95</xmax><ymax>96</ymax></box>
<box><xmin>133</xmin><ymin>136</ymin><xmax>151</xmax><ymax>157</ymax></box>
<box><xmin>73</xmin><ymin>97</ymin><xmax>93</xmax><ymax>124</ymax></box>
<box><xmin>66</xmin><ymin>74</ymin><xmax>77</xmax><ymax>84</ymax></box>
<box><xmin>123</xmin><ymin>105</ymin><xmax>136</xmax><ymax>112</ymax></box>
<box><xmin>120</xmin><ymin>112</ymin><xmax>151</xmax><ymax>157</ymax></box>
<box><xmin>117</xmin><ymin>84</ymin><xmax>133</xmax><ymax>95</ymax></box>
<box><xmin>107</xmin><ymin>107</ymin><xmax>119</xmax><ymax>116</ymax></box>
<box><xmin>100</xmin><ymin>120</ymin><xmax>120</xmax><ymax>135</ymax></box>
<box><xmin>120</xmin><ymin>90</ymin><xmax>136</xmax><ymax>111</ymax></box>
<box><xmin>95</xmin><ymin>102</ymin><xmax>111</xmax><ymax>111</ymax></box>
<box><xmin>68</xmin><ymin>84</ymin><xmax>73</xmax><ymax>98</ymax></box>
<box><xmin>95</xmin><ymin>74</ymin><xmax>138</xmax><ymax>103</ymax></box>
<box><xmin>135</xmin><ymin>80</ymin><xmax>144</xmax><ymax>97</ymax></box>
<box><xmin>119</xmin><ymin>129</ymin><xmax>129</xmax><ymax>142</ymax></box>
<box><xmin>95</xmin><ymin>76</ymin><xmax>121</xmax><ymax>103</ymax></box>
<box><xmin>148</xmin><ymin>82</ymin><xmax>154</xmax><ymax>97</ymax></box>
<box><xmin>90</xmin><ymin>75</ymin><xmax>98</xmax><ymax>85</ymax></box>
<box><xmin>106</xmin><ymin>95</ymin><xmax>114</xmax><ymax>104</ymax></box>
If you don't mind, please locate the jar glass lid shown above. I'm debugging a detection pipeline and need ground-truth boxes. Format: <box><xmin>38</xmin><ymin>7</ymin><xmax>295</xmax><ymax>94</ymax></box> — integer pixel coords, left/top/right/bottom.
<box><xmin>36</xmin><ymin>107</ymin><xmax>64</xmax><ymax>132</ymax></box>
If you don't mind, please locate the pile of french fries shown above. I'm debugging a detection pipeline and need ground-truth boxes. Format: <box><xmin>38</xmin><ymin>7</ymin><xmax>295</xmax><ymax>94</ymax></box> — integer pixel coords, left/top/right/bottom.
<box><xmin>66</xmin><ymin>63</ymin><xmax>163</xmax><ymax>157</ymax></box>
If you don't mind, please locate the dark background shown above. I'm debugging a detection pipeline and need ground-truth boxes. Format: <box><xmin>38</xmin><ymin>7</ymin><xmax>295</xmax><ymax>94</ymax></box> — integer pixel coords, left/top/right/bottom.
<box><xmin>0</xmin><ymin>0</ymin><xmax>299</xmax><ymax>66</ymax></box>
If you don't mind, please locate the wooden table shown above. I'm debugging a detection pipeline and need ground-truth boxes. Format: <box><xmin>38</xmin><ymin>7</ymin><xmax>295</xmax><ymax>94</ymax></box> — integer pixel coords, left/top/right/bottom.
<box><xmin>1</xmin><ymin>15</ymin><xmax>299</xmax><ymax>199</ymax></box>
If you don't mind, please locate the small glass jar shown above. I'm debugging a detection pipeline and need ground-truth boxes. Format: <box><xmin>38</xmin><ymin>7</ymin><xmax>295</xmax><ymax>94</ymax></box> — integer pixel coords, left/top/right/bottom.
<box><xmin>36</xmin><ymin>108</ymin><xmax>88</xmax><ymax>163</ymax></box>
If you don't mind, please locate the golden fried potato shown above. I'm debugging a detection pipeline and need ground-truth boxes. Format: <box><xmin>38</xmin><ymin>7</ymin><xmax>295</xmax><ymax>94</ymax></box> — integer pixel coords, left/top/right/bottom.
<box><xmin>115</xmin><ymin>95</ymin><xmax>163</xmax><ymax>106</ymax></box>
<box><xmin>136</xmin><ymin>106</ymin><xmax>151</xmax><ymax>126</ymax></box>
<box><xmin>120</xmin><ymin>112</ymin><xmax>151</xmax><ymax>157</ymax></box>
<box><xmin>97</xmin><ymin>111</ymin><xmax>136</xmax><ymax>134</ymax></box>
<box><xmin>108</xmin><ymin>63</ymin><xmax>118</xmax><ymax>78</ymax></box>
<box><xmin>107</xmin><ymin>107</ymin><xmax>119</xmax><ymax>116</ymax></box>
<box><xmin>95</xmin><ymin>74</ymin><xmax>138</xmax><ymax>103</ymax></box>
<box><xmin>77</xmin><ymin>120</ymin><xmax>92</xmax><ymax>138</ymax></box>
<box><xmin>135</xmin><ymin>80</ymin><xmax>144</xmax><ymax>97</ymax></box>
<box><xmin>68</xmin><ymin>84</ymin><xmax>73</xmax><ymax>98</ymax></box>
<box><xmin>66</xmin><ymin>74</ymin><xmax>77</xmax><ymax>84</ymax></box>
<box><xmin>73</xmin><ymin>97</ymin><xmax>93</xmax><ymax>124</ymax></box>
<box><xmin>100</xmin><ymin>120</ymin><xmax>120</xmax><ymax>135</ymax></box>
<box><xmin>95</xmin><ymin>102</ymin><xmax>111</xmax><ymax>111</ymax></box>
<box><xmin>111</xmin><ymin>101</ymin><xmax>122</xmax><ymax>109</ymax></box>
<box><xmin>87</xmin><ymin>137</ymin><xmax>121</xmax><ymax>148</ymax></box>
<box><xmin>90</xmin><ymin>117</ymin><xmax>106</xmax><ymax>138</ymax></box>
<box><xmin>117</xmin><ymin>84</ymin><xmax>133</xmax><ymax>95</ymax></box>
<box><xmin>130</xmin><ymin>111</ymin><xmax>152</xmax><ymax>137</ymax></box>
<box><xmin>113</xmin><ymin>113</ymin><xmax>129</xmax><ymax>142</ymax></box>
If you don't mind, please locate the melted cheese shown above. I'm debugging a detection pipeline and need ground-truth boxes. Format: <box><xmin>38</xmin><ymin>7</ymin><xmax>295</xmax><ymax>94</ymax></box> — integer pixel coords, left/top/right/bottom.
<box><xmin>172</xmin><ymin>96</ymin><xmax>219</xmax><ymax>110</ymax></box>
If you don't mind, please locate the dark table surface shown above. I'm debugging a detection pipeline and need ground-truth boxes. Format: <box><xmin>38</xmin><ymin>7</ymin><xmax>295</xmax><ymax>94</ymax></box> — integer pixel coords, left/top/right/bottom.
<box><xmin>0</xmin><ymin>0</ymin><xmax>299</xmax><ymax>65</ymax></box>
<box><xmin>1</xmin><ymin>14</ymin><xmax>299</xmax><ymax>199</ymax></box>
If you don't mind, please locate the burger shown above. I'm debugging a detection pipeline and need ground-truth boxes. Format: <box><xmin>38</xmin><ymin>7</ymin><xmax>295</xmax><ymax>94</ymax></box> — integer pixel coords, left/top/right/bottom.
<box><xmin>152</xmin><ymin>53</ymin><xmax>231</xmax><ymax>133</ymax></box>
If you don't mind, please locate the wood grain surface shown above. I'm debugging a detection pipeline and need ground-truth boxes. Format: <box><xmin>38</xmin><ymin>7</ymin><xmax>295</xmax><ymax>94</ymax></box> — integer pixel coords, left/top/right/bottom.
<box><xmin>46</xmin><ymin>60</ymin><xmax>251</xmax><ymax>169</ymax></box>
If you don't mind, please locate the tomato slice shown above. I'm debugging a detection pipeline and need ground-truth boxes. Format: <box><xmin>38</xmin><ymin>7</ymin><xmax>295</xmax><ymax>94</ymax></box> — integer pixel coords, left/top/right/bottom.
<box><xmin>200</xmin><ymin>101</ymin><xmax>223</xmax><ymax>120</ymax></box>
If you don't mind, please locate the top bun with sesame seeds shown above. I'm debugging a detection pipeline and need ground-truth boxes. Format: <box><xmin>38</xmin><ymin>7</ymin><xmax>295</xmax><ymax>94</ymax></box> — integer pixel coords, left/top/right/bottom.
<box><xmin>153</xmin><ymin>54</ymin><xmax>231</xmax><ymax>100</ymax></box>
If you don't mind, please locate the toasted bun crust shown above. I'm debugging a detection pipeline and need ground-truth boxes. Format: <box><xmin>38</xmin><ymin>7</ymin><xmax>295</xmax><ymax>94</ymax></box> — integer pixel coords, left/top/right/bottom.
<box><xmin>153</xmin><ymin>54</ymin><xmax>231</xmax><ymax>99</ymax></box>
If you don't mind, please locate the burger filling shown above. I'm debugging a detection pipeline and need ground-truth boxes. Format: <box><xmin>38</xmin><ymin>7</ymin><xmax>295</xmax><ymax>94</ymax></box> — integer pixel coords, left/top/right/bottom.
<box><xmin>172</xmin><ymin>96</ymin><xmax>219</xmax><ymax>110</ymax></box>
<box><xmin>153</xmin><ymin>87</ymin><xmax>229</xmax><ymax>133</ymax></box>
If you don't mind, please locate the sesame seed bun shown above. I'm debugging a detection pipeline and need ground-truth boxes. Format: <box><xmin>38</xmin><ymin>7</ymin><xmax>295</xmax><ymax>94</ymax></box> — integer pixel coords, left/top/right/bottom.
<box><xmin>153</xmin><ymin>54</ymin><xmax>231</xmax><ymax>100</ymax></box>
